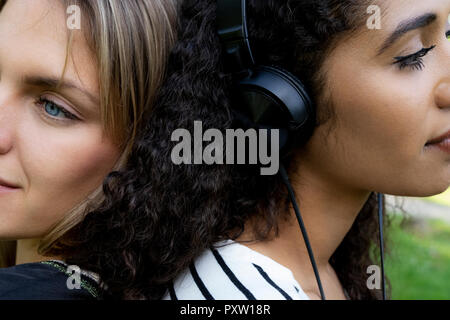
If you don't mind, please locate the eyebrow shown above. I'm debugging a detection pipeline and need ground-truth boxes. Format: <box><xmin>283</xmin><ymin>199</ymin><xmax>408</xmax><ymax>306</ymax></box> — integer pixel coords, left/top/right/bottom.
<box><xmin>377</xmin><ymin>13</ymin><xmax>437</xmax><ymax>56</ymax></box>
<box><xmin>22</xmin><ymin>75</ymin><xmax>99</xmax><ymax>106</ymax></box>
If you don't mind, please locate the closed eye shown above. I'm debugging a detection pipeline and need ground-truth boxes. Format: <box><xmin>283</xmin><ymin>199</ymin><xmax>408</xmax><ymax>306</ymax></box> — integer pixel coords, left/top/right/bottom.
<box><xmin>393</xmin><ymin>45</ymin><xmax>436</xmax><ymax>71</ymax></box>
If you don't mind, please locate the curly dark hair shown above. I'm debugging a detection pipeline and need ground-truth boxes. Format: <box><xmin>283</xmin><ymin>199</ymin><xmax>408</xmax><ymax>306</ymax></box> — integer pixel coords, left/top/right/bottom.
<box><xmin>55</xmin><ymin>0</ymin><xmax>392</xmax><ymax>300</ymax></box>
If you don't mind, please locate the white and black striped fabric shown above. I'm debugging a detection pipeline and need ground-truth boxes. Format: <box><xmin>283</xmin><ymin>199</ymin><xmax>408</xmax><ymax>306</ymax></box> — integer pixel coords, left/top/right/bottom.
<box><xmin>163</xmin><ymin>240</ymin><xmax>311</xmax><ymax>300</ymax></box>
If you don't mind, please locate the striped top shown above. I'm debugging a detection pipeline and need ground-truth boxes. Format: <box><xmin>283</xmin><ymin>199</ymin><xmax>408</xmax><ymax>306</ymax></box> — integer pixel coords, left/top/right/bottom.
<box><xmin>163</xmin><ymin>240</ymin><xmax>311</xmax><ymax>300</ymax></box>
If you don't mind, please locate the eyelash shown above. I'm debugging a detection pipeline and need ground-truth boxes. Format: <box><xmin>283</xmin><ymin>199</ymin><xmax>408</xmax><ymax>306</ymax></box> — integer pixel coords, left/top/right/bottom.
<box><xmin>34</xmin><ymin>97</ymin><xmax>79</xmax><ymax>123</ymax></box>
<box><xmin>393</xmin><ymin>45</ymin><xmax>436</xmax><ymax>71</ymax></box>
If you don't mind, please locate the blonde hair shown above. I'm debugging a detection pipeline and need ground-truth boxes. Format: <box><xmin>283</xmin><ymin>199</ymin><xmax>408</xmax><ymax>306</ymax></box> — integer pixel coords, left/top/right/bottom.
<box><xmin>0</xmin><ymin>0</ymin><xmax>177</xmax><ymax>267</ymax></box>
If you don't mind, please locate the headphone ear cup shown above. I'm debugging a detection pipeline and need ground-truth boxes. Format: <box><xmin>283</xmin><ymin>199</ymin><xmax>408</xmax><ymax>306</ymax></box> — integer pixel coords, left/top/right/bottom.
<box><xmin>235</xmin><ymin>65</ymin><xmax>313</xmax><ymax>132</ymax></box>
<box><xmin>266</xmin><ymin>65</ymin><xmax>313</xmax><ymax>126</ymax></box>
<box><xmin>231</xmin><ymin>65</ymin><xmax>313</xmax><ymax>153</ymax></box>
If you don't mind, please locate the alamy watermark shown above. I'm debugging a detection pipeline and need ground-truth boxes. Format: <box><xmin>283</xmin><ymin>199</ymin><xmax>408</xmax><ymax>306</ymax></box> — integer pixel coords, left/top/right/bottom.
<box><xmin>366</xmin><ymin>265</ymin><xmax>382</xmax><ymax>290</ymax></box>
<box><xmin>171</xmin><ymin>121</ymin><xmax>280</xmax><ymax>175</ymax></box>
<box><xmin>66</xmin><ymin>265</ymin><xmax>81</xmax><ymax>290</ymax></box>
<box><xmin>366</xmin><ymin>5</ymin><xmax>381</xmax><ymax>30</ymax></box>
<box><xmin>66</xmin><ymin>5</ymin><xmax>81</xmax><ymax>30</ymax></box>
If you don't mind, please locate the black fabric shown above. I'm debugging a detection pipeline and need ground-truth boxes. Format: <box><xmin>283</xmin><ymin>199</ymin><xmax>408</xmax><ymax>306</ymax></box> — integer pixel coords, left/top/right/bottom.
<box><xmin>168</xmin><ymin>282</ymin><xmax>178</xmax><ymax>300</ymax></box>
<box><xmin>211</xmin><ymin>248</ymin><xmax>256</xmax><ymax>300</ymax></box>
<box><xmin>0</xmin><ymin>262</ymin><xmax>99</xmax><ymax>300</ymax></box>
<box><xmin>252</xmin><ymin>263</ymin><xmax>292</xmax><ymax>300</ymax></box>
<box><xmin>189</xmin><ymin>263</ymin><xmax>214</xmax><ymax>300</ymax></box>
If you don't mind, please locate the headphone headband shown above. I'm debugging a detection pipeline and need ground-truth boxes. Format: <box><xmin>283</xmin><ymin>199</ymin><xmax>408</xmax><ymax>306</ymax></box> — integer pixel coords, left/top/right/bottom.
<box><xmin>216</xmin><ymin>0</ymin><xmax>255</xmax><ymax>74</ymax></box>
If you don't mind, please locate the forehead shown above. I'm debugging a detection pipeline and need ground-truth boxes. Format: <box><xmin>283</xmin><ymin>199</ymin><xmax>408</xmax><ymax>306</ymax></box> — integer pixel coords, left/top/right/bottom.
<box><xmin>330</xmin><ymin>0</ymin><xmax>449</xmax><ymax>60</ymax></box>
<box><xmin>0</xmin><ymin>0</ymin><xmax>97</xmax><ymax>96</ymax></box>
<box><xmin>376</xmin><ymin>0</ymin><xmax>448</xmax><ymax>29</ymax></box>
<box><xmin>0</xmin><ymin>0</ymin><xmax>66</xmax><ymax>35</ymax></box>
<box><xmin>357</xmin><ymin>0</ymin><xmax>449</xmax><ymax>40</ymax></box>
<box><xmin>0</xmin><ymin>0</ymin><xmax>67</xmax><ymax>67</ymax></box>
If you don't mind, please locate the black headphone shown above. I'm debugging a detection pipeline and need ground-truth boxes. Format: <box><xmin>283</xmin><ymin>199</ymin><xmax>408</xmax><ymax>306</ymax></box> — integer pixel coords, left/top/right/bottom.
<box><xmin>216</xmin><ymin>0</ymin><xmax>313</xmax><ymax>153</ymax></box>
<box><xmin>216</xmin><ymin>0</ymin><xmax>387</xmax><ymax>301</ymax></box>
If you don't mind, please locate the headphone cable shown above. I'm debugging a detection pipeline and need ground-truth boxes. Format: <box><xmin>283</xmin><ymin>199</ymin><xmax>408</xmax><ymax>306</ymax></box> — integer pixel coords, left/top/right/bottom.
<box><xmin>279</xmin><ymin>164</ymin><xmax>326</xmax><ymax>300</ymax></box>
<box><xmin>280</xmin><ymin>165</ymin><xmax>387</xmax><ymax>301</ymax></box>
<box><xmin>377</xmin><ymin>192</ymin><xmax>387</xmax><ymax>300</ymax></box>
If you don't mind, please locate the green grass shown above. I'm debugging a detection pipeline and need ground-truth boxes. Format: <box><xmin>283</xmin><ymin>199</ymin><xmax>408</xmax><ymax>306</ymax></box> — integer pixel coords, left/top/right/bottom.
<box><xmin>385</xmin><ymin>213</ymin><xmax>450</xmax><ymax>299</ymax></box>
<box><xmin>423</xmin><ymin>188</ymin><xmax>450</xmax><ymax>207</ymax></box>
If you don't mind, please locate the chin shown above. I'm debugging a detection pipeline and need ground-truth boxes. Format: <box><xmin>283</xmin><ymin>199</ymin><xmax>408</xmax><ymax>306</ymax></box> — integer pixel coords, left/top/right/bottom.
<box><xmin>395</xmin><ymin>184</ymin><xmax>449</xmax><ymax>198</ymax></box>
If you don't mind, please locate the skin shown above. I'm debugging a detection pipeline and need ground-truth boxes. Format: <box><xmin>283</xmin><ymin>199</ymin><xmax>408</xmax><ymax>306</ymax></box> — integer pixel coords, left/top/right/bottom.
<box><xmin>0</xmin><ymin>0</ymin><xmax>121</xmax><ymax>263</ymax></box>
<box><xmin>239</xmin><ymin>0</ymin><xmax>450</xmax><ymax>300</ymax></box>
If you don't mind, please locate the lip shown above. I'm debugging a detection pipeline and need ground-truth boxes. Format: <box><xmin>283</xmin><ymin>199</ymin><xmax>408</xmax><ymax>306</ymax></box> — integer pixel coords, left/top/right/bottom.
<box><xmin>0</xmin><ymin>177</ymin><xmax>20</xmax><ymax>189</ymax></box>
<box><xmin>426</xmin><ymin>128</ymin><xmax>450</xmax><ymax>145</ymax></box>
<box><xmin>425</xmin><ymin>136</ymin><xmax>450</xmax><ymax>154</ymax></box>
<box><xmin>0</xmin><ymin>185</ymin><xmax>20</xmax><ymax>194</ymax></box>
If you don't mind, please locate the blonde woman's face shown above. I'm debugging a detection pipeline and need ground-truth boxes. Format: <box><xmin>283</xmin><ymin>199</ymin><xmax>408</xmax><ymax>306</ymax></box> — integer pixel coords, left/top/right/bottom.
<box><xmin>0</xmin><ymin>0</ymin><xmax>120</xmax><ymax>239</ymax></box>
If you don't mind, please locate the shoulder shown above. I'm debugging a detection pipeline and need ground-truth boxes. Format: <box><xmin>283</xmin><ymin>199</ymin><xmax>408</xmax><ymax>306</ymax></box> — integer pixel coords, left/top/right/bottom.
<box><xmin>0</xmin><ymin>260</ymin><xmax>101</xmax><ymax>300</ymax></box>
<box><xmin>164</xmin><ymin>240</ymin><xmax>310</xmax><ymax>300</ymax></box>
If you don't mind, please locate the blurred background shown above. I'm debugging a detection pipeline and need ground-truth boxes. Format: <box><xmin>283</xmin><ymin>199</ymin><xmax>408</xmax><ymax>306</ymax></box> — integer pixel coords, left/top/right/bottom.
<box><xmin>385</xmin><ymin>188</ymin><xmax>450</xmax><ymax>299</ymax></box>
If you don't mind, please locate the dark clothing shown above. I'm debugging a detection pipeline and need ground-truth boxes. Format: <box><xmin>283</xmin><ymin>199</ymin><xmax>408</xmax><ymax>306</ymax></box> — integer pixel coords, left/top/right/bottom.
<box><xmin>0</xmin><ymin>260</ymin><xmax>100</xmax><ymax>300</ymax></box>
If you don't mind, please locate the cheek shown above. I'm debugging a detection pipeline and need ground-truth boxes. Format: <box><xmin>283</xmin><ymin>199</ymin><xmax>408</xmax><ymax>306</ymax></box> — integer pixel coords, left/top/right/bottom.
<box><xmin>18</xmin><ymin>121</ymin><xmax>120</xmax><ymax>236</ymax></box>
<box><xmin>335</xmin><ymin>74</ymin><xmax>430</xmax><ymax>160</ymax></box>
<box><xmin>305</xmin><ymin>63</ymin><xmax>438</xmax><ymax>193</ymax></box>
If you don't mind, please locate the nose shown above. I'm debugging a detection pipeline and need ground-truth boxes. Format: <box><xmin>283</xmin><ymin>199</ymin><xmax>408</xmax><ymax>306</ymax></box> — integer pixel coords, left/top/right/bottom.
<box><xmin>434</xmin><ymin>80</ymin><xmax>450</xmax><ymax>109</ymax></box>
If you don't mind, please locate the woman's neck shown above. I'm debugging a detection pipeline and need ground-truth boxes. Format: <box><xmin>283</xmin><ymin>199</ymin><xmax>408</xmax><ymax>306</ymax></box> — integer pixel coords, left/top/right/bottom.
<box><xmin>237</xmin><ymin>158</ymin><xmax>371</xmax><ymax>298</ymax></box>
<box><xmin>284</xmin><ymin>168</ymin><xmax>370</xmax><ymax>267</ymax></box>
<box><xmin>15</xmin><ymin>238</ymin><xmax>54</xmax><ymax>265</ymax></box>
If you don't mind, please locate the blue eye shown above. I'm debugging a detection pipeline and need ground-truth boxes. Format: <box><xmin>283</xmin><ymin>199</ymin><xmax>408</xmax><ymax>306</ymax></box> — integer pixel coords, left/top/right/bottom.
<box><xmin>44</xmin><ymin>101</ymin><xmax>62</xmax><ymax>117</ymax></box>
<box><xmin>35</xmin><ymin>97</ymin><xmax>78</xmax><ymax>122</ymax></box>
